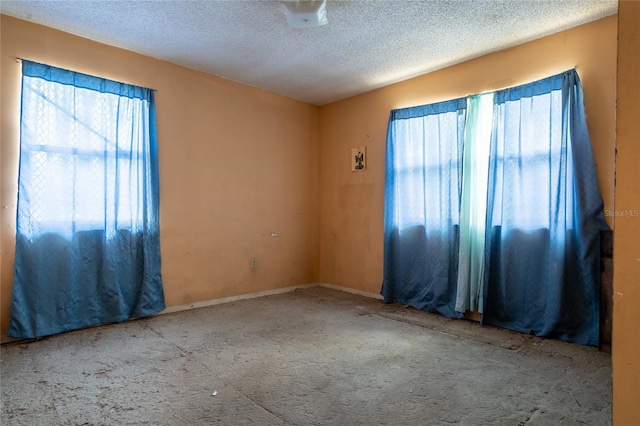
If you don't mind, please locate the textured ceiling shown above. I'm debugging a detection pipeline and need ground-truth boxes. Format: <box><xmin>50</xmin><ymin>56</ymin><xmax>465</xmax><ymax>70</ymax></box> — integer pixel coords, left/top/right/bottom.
<box><xmin>1</xmin><ymin>0</ymin><xmax>617</xmax><ymax>106</ymax></box>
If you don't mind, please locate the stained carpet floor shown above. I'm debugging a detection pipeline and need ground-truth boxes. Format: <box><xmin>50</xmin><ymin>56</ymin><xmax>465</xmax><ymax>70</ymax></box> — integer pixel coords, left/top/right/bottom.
<box><xmin>1</xmin><ymin>287</ymin><xmax>611</xmax><ymax>425</ymax></box>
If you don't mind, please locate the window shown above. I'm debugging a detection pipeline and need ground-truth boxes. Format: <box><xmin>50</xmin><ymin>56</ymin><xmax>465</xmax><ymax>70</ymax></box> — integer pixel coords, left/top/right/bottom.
<box><xmin>387</xmin><ymin>99</ymin><xmax>466</xmax><ymax>231</ymax></box>
<box><xmin>20</xmin><ymin>66</ymin><xmax>149</xmax><ymax>237</ymax></box>
<box><xmin>490</xmin><ymin>89</ymin><xmax>567</xmax><ymax>230</ymax></box>
<box><xmin>382</xmin><ymin>70</ymin><xmax>608</xmax><ymax>346</ymax></box>
<box><xmin>9</xmin><ymin>61</ymin><xmax>165</xmax><ymax>339</ymax></box>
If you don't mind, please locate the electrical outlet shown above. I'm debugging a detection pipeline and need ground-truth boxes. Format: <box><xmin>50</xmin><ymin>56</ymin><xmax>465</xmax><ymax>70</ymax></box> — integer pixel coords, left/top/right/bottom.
<box><xmin>250</xmin><ymin>257</ymin><xmax>258</xmax><ymax>268</ymax></box>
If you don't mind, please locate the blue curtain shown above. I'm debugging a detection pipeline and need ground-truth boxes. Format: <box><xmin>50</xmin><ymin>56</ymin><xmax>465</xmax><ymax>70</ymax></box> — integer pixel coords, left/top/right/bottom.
<box><xmin>382</xmin><ymin>70</ymin><xmax>608</xmax><ymax>345</ymax></box>
<box><xmin>381</xmin><ymin>99</ymin><xmax>467</xmax><ymax>319</ymax></box>
<box><xmin>482</xmin><ymin>70</ymin><xmax>608</xmax><ymax>346</ymax></box>
<box><xmin>9</xmin><ymin>61</ymin><xmax>165</xmax><ymax>339</ymax></box>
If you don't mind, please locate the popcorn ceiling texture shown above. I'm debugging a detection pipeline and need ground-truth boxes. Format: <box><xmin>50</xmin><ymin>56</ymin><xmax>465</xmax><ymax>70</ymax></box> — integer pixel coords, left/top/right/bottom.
<box><xmin>1</xmin><ymin>0</ymin><xmax>617</xmax><ymax>105</ymax></box>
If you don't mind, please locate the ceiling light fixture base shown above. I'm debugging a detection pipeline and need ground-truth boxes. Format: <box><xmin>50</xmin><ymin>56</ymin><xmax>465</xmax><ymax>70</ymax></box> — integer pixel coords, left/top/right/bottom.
<box><xmin>280</xmin><ymin>0</ymin><xmax>328</xmax><ymax>28</ymax></box>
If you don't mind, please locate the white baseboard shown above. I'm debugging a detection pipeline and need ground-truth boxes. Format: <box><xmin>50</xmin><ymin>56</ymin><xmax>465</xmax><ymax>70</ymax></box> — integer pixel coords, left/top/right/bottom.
<box><xmin>158</xmin><ymin>282</ymin><xmax>319</xmax><ymax>315</ymax></box>
<box><xmin>159</xmin><ymin>283</ymin><xmax>382</xmax><ymax>317</ymax></box>
<box><xmin>1</xmin><ymin>335</ymin><xmax>21</xmax><ymax>344</ymax></box>
<box><xmin>319</xmin><ymin>282</ymin><xmax>383</xmax><ymax>300</ymax></box>
<box><xmin>1</xmin><ymin>282</ymin><xmax>381</xmax><ymax>343</ymax></box>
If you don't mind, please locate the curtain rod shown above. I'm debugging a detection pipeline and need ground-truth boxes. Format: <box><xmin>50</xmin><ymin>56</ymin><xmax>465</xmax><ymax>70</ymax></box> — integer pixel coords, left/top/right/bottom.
<box><xmin>15</xmin><ymin>57</ymin><xmax>158</xmax><ymax>92</ymax></box>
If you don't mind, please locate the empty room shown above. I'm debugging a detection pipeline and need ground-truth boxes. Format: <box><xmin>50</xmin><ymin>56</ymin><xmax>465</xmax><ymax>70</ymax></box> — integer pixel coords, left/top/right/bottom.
<box><xmin>1</xmin><ymin>1</ymin><xmax>638</xmax><ymax>425</ymax></box>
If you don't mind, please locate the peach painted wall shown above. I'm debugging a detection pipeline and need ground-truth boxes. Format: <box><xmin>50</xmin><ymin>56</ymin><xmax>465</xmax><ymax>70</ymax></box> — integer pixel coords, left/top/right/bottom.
<box><xmin>318</xmin><ymin>15</ymin><xmax>618</xmax><ymax>295</ymax></box>
<box><xmin>612</xmin><ymin>2</ymin><xmax>640</xmax><ymax>424</ymax></box>
<box><xmin>0</xmin><ymin>15</ymin><xmax>320</xmax><ymax>335</ymax></box>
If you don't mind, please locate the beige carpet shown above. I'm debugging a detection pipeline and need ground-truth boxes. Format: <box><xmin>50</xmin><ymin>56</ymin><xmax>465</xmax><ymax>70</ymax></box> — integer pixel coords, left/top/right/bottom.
<box><xmin>0</xmin><ymin>287</ymin><xmax>611</xmax><ymax>425</ymax></box>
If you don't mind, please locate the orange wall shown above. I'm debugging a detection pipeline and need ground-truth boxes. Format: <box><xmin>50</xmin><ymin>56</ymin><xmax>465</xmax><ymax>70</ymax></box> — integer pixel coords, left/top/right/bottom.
<box><xmin>318</xmin><ymin>15</ymin><xmax>618</xmax><ymax>294</ymax></box>
<box><xmin>0</xmin><ymin>15</ymin><xmax>320</xmax><ymax>335</ymax></box>
<box><xmin>612</xmin><ymin>2</ymin><xmax>640</xmax><ymax>424</ymax></box>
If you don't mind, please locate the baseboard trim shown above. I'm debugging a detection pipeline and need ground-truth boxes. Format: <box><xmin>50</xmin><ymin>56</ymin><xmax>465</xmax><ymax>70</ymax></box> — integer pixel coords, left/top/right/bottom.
<box><xmin>158</xmin><ymin>283</ymin><xmax>319</xmax><ymax>315</ymax></box>
<box><xmin>1</xmin><ymin>335</ymin><xmax>22</xmax><ymax>345</ymax></box>
<box><xmin>319</xmin><ymin>283</ymin><xmax>383</xmax><ymax>300</ymax></box>
<box><xmin>1</xmin><ymin>282</ymin><xmax>382</xmax><ymax>343</ymax></box>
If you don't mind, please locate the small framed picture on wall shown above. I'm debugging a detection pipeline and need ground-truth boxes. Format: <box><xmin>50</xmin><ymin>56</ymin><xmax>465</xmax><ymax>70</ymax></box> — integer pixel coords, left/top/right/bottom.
<box><xmin>351</xmin><ymin>146</ymin><xmax>366</xmax><ymax>171</ymax></box>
